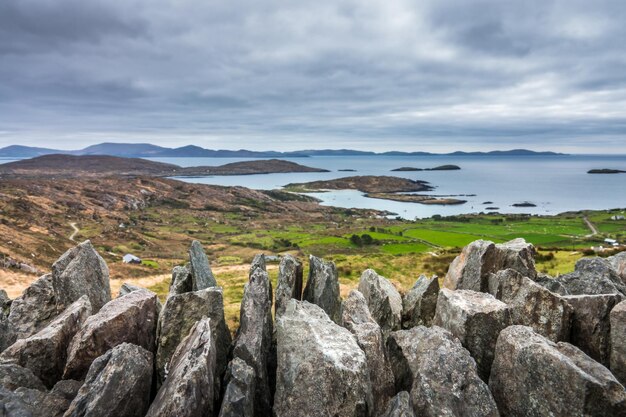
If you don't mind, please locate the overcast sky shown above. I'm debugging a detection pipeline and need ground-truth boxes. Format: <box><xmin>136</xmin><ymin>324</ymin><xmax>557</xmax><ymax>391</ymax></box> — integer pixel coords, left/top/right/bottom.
<box><xmin>1</xmin><ymin>0</ymin><xmax>625</xmax><ymax>152</ymax></box>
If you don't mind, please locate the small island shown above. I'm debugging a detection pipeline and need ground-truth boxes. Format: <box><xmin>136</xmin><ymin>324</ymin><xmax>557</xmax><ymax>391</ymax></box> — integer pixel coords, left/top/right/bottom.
<box><xmin>338</xmin><ymin>169</ymin><xmax>357</xmax><ymax>172</ymax></box>
<box><xmin>285</xmin><ymin>175</ymin><xmax>466</xmax><ymax>205</ymax></box>
<box><xmin>512</xmin><ymin>202</ymin><xmax>537</xmax><ymax>207</ymax></box>
<box><xmin>391</xmin><ymin>164</ymin><xmax>461</xmax><ymax>172</ymax></box>
<box><xmin>587</xmin><ymin>169</ymin><xmax>626</xmax><ymax>174</ymax></box>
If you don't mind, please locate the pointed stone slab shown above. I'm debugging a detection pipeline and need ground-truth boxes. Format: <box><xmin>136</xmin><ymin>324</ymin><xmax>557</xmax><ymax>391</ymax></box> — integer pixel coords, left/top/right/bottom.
<box><xmin>188</xmin><ymin>240</ymin><xmax>217</xmax><ymax>290</ymax></box>
<box><xmin>302</xmin><ymin>255</ymin><xmax>341</xmax><ymax>323</ymax></box>
<box><xmin>358</xmin><ymin>269</ymin><xmax>403</xmax><ymax>336</ymax></box>
<box><xmin>275</xmin><ymin>255</ymin><xmax>303</xmax><ymax>318</ymax></box>
<box><xmin>402</xmin><ymin>274</ymin><xmax>439</xmax><ymax>329</ymax></box>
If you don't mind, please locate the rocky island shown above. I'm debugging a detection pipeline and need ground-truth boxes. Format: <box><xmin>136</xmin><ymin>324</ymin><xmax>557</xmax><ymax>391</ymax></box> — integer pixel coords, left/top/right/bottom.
<box><xmin>285</xmin><ymin>175</ymin><xmax>467</xmax><ymax>205</ymax></box>
<box><xmin>391</xmin><ymin>164</ymin><xmax>461</xmax><ymax>172</ymax></box>
<box><xmin>588</xmin><ymin>169</ymin><xmax>626</xmax><ymax>174</ymax></box>
<box><xmin>0</xmin><ymin>155</ymin><xmax>329</xmax><ymax>179</ymax></box>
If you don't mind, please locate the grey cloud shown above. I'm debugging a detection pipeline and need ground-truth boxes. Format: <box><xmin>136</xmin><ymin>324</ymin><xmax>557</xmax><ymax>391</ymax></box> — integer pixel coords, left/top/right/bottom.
<box><xmin>0</xmin><ymin>0</ymin><xmax>625</xmax><ymax>152</ymax></box>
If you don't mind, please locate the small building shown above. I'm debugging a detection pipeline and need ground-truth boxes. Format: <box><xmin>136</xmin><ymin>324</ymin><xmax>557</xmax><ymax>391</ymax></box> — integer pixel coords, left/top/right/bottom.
<box><xmin>605</xmin><ymin>238</ymin><xmax>617</xmax><ymax>245</ymax></box>
<box><xmin>611</xmin><ymin>215</ymin><xmax>625</xmax><ymax>221</ymax></box>
<box><xmin>123</xmin><ymin>254</ymin><xmax>142</xmax><ymax>264</ymax></box>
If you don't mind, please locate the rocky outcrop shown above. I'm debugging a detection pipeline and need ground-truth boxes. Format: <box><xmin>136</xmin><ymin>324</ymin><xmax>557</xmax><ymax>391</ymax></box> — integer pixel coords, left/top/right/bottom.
<box><xmin>0</xmin><ymin>296</ymin><xmax>91</xmax><ymax>388</ymax></box>
<box><xmin>63</xmin><ymin>289</ymin><xmax>158</xmax><ymax>380</ymax></box>
<box><xmin>489</xmin><ymin>325</ymin><xmax>626</xmax><ymax>416</ymax></box>
<box><xmin>609</xmin><ymin>252</ymin><xmax>626</xmax><ymax>282</ymax></box>
<box><xmin>146</xmin><ymin>318</ymin><xmax>217</xmax><ymax>417</ymax></box>
<box><xmin>156</xmin><ymin>286</ymin><xmax>231</xmax><ymax>386</ymax></box>
<box><xmin>275</xmin><ymin>254</ymin><xmax>303</xmax><ymax>317</ymax></box>
<box><xmin>302</xmin><ymin>255</ymin><xmax>342</xmax><ymax>323</ymax></box>
<box><xmin>380</xmin><ymin>391</ymin><xmax>415</xmax><ymax>417</ymax></box>
<box><xmin>358</xmin><ymin>269</ymin><xmax>402</xmax><ymax>335</ymax></box>
<box><xmin>232</xmin><ymin>254</ymin><xmax>274</xmax><ymax>416</ymax></box>
<box><xmin>219</xmin><ymin>357</ymin><xmax>256</xmax><ymax>417</ymax></box>
<box><xmin>0</xmin><ymin>363</ymin><xmax>46</xmax><ymax>391</ymax></box>
<box><xmin>341</xmin><ymin>290</ymin><xmax>395</xmax><ymax>415</ymax></box>
<box><xmin>51</xmin><ymin>240</ymin><xmax>111</xmax><ymax>313</ymax></box>
<box><xmin>401</xmin><ymin>275</ymin><xmax>439</xmax><ymax>328</ymax></box>
<box><xmin>188</xmin><ymin>240</ymin><xmax>217</xmax><ymax>289</ymax></box>
<box><xmin>488</xmin><ymin>269</ymin><xmax>572</xmax><ymax>341</ymax></box>
<box><xmin>444</xmin><ymin>238</ymin><xmax>536</xmax><ymax>292</ymax></box>
<box><xmin>64</xmin><ymin>343</ymin><xmax>153</xmax><ymax>417</ymax></box>
<box><xmin>274</xmin><ymin>300</ymin><xmax>372</xmax><ymax>417</ymax></box>
<box><xmin>386</xmin><ymin>326</ymin><xmax>498</xmax><ymax>417</ymax></box>
<box><xmin>168</xmin><ymin>265</ymin><xmax>192</xmax><ymax>296</ymax></box>
<box><xmin>3</xmin><ymin>274</ymin><xmax>57</xmax><ymax>350</ymax></box>
<box><xmin>433</xmin><ymin>289</ymin><xmax>510</xmax><ymax>380</ymax></box>
<box><xmin>563</xmin><ymin>293</ymin><xmax>623</xmax><ymax>366</ymax></box>
<box><xmin>0</xmin><ymin>385</ymin><xmax>74</xmax><ymax>417</ymax></box>
<box><xmin>551</xmin><ymin>257</ymin><xmax>626</xmax><ymax>296</ymax></box>
<box><xmin>611</xmin><ymin>300</ymin><xmax>626</xmax><ymax>385</ymax></box>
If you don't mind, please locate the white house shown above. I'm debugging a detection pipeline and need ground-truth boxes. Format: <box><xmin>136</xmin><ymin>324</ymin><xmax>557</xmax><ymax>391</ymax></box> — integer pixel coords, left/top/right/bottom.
<box><xmin>123</xmin><ymin>254</ymin><xmax>142</xmax><ymax>264</ymax></box>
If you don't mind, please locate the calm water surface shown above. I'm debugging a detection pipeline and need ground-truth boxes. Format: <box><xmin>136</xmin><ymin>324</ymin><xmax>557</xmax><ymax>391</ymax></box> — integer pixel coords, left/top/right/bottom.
<box><xmin>147</xmin><ymin>155</ymin><xmax>626</xmax><ymax>219</ymax></box>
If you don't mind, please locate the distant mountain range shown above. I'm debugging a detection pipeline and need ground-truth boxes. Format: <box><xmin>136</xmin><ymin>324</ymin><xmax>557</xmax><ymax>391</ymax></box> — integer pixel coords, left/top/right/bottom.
<box><xmin>0</xmin><ymin>143</ymin><xmax>566</xmax><ymax>158</ymax></box>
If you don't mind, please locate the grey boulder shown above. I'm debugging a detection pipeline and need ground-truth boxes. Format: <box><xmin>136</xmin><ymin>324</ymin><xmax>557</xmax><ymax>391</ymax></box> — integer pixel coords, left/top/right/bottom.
<box><xmin>232</xmin><ymin>254</ymin><xmax>273</xmax><ymax>416</ymax></box>
<box><xmin>386</xmin><ymin>326</ymin><xmax>498</xmax><ymax>417</ymax></box>
<box><xmin>146</xmin><ymin>318</ymin><xmax>217</xmax><ymax>417</ymax></box>
<box><xmin>609</xmin><ymin>251</ymin><xmax>626</xmax><ymax>282</ymax></box>
<box><xmin>63</xmin><ymin>289</ymin><xmax>158</xmax><ymax>380</ymax></box>
<box><xmin>358</xmin><ymin>269</ymin><xmax>403</xmax><ymax>335</ymax></box>
<box><xmin>444</xmin><ymin>238</ymin><xmax>536</xmax><ymax>292</ymax></box>
<box><xmin>274</xmin><ymin>300</ymin><xmax>372</xmax><ymax>417</ymax></box>
<box><xmin>302</xmin><ymin>255</ymin><xmax>341</xmax><ymax>323</ymax></box>
<box><xmin>563</xmin><ymin>293</ymin><xmax>623</xmax><ymax>366</ymax></box>
<box><xmin>380</xmin><ymin>391</ymin><xmax>415</xmax><ymax>417</ymax></box>
<box><xmin>168</xmin><ymin>265</ymin><xmax>192</xmax><ymax>296</ymax></box>
<box><xmin>488</xmin><ymin>269</ymin><xmax>572</xmax><ymax>342</ymax></box>
<box><xmin>552</xmin><ymin>257</ymin><xmax>626</xmax><ymax>296</ymax></box>
<box><xmin>51</xmin><ymin>240</ymin><xmax>111</xmax><ymax>313</ymax></box>
<box><xmin>275</xmin><ymin>254</ymin><xmax>303</xmax><ymax>317</ymax></box>
<box><xmin>0</xmin><ymin>363</ymin><xmax>46</xmax><ymax>392</ymax></box>
<box><xmin>218</xmin><ymin>357</ymin><xmax>256</xmax><ymax>417</ymax></box>
<box><xmin>489</xmin><ymin>325</ymin><xmax>626</xmax><ymax>416</ymax></box>
<box><xmin>341</xmin><ymin>290</ymin><xmax>395</xmax><ymax>415</ymax></box>
<box><xmin>4</xmin><ymin>275</ymin><xmax>58</xmax><ymax>349</ymax></box>
<box><xmin>64</xmin><ymin>343</ymin><xmax>153</xmax><ymax>417</ymax></box>
<box><xmin>0</xmin><ymin>296</ymin><xmax>91</xmax><ymax>388</ymax></box>
<box><xmin>0</xmin><ymin>386</ymin><xmax>72</xmax><ymax>417</ymax></box>
<box><xmin>402</xmin><ymin>275</ymin><xmax>439</xmax><ymax>328</ymax></box>
<box><xmin>433</xmin><ymin>289</ymin><xmax>510</xmax><ymax>380</ymax></box>
<box><xmin>611</xmin><ymin>300</ymin><xmax>626</xmax><ymax>385</ymax></box>
<box><xmin>156</xmin><ymin>286</ymin><xmax>231</xmax><ymax>386</ymax></box>
<box><xmin>188</xmin><ymin>240</ymin><xmax>217</xmax><ymax>290</ymax></box>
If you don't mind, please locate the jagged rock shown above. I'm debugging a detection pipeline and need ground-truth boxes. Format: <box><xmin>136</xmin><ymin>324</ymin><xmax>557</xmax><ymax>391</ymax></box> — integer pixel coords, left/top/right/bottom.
<box><xmin>489</xmin><ymin>325</ymin><xmax>626</xmax><ymax>416</ymax></box>
<box><xmin>444</xmin><ymin>238</ymin><xmax>536</xmax><ymax>292</ymax></box>
<box><xmin>4</xmin><ymin>275</ymin><xmax>57</xmax><ymax>349</ymax></box>
<box><xmin>218</xmin><ymin>357</ymin><xmax>255</xmax><ymax>417</ymax></box>
<box><xmin>0</xmin><ymin>386</ymin><xmax>72</xmax><ymax>417</ymax></box>
<box><xmin>117</xmin><ymin>283</ymin><xmax>144</xmax><ymax>297</ymax></box>
<box><xmin>341</xmin><ymin>290</ymin><xmax>394</xmax><ymax>415</ymax></box>
<box><xmin>146</xmin><ymin>318</ymin><xmax>217</xmax><ymax>417</ymax></box>
<box><xmin>380</xmin><ymin>391</ymin><xmax>415</xmax><ymax>417</ymax></box>
<box><xmin>552</xmin><ymin>257</ymin><xmax>626</xmax><ymax>296</ymax></box>
<box><xmin>611</xmin><ymin>300</ymin><xmax>626</xmax><ymax>384</ymax></box>
<box><xmin>275</xmin><ymin>255</ymin><xmax>303</xmax><ymax>317</ymax></box>
<box><xmin>563</xmin><ymin>293</ymin><xmax>623</xmax><ymax>366</ymax></box>
<box><xmin>50</xmin><ymin>379</ymin><xmax>82</xmax><ymax>403</ymax></box>
<box><xmin>64</xmin><ymin>343</ymin><xmax>153</xmax><ymax>417</ymax></box>
<box><xmin>274</xmin><ymin>300</ymin><xmax>372</xmax><ymax>417</ymax></box>
<box><xmin>488</xmin><ymin>269</ymin><xmax>572</xmax><ymax>341</ymax></box>
<box><xmin>63</xmin><ymin>289</ymin><xmax>157</xmax><ymax>380</ymax></box>
<box><xmin>156</xmin><ymin>287</ymin><xmax>231</xmax><ymax>386</ymax></box>
<box><xmin>533</xmin><ymin>273</ymin><xmax>570</xmax><ymax>294</ymax></box>
<box><xmin>188</xmin><ymin>240</ymin><xmax>217</xmax><ymax>290</ymax></box>
<box><xmin>433</xmin><ymin>289</ymin><xmax>510</xmax><ymax>380</ymax></box>
<box><xmin>302</xmin><ymin>255</ymin><xmax>341</xmax><ymax>323</ymax></box>
<box><xmin>51</xmin><ymin>240</ymin><xmax>111</xmax><ymax>313</ymax></box>
<box><xmin>358</xmin><ymin>269</ymin><xmax>402</xmax><ymax>335</ymax></box>
<box><xmin>387</xmin><ymin>326</ymin><xmax>498</xmax><ymax>417</ymax></box>
<box><xmin>0</xmin><ymin>296</ymin><xmax>91</xmax><ymax>388</ymax></box>
<box><xmin>1</xmin><ymin>289</ymin><xmax>10</xmax><ymax>313</ymax></box>
<box><xmin>402</xmin><ymin>275</ymin><xmax>439</xmax><ymax>328</ymax></box>
<box><xmin>232</xmin><ymin>254</ymin><xmax>273</xmax><ymax>416</ymax></box>
<box><xmin>168</xmin><ymin>265</ymin><xmax>192</xmax><ymax>296</ymax></box>
<box><xmin>0</xmin><ymin>363</ymin><xmax>46</xmax><ymax>391</ymax></box>
<box><xmin>609</xmin><ymin>252</ymin><xmax>626</xmax><ymax>282</ymax></box>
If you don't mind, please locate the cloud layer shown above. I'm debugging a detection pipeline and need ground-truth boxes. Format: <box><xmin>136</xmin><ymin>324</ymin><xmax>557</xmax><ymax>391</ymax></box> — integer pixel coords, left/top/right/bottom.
<box><xmin>1</xmin><ymin>0</ymin><xmax>625</xmax><ymax>152</ymax></box>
